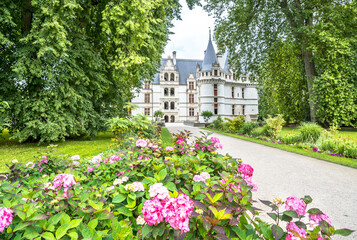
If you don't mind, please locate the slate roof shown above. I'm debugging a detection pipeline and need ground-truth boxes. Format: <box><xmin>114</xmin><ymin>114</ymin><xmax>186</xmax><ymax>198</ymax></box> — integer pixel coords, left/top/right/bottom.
<box><xmin>153</xmin><ymin>59</ymin><xmax>202</xmax><ymax>85</ymax></box>
<box><xmin>201</xmin><ymin>34</ymin><xmax>218</xmax><ymax>71</ymax></box>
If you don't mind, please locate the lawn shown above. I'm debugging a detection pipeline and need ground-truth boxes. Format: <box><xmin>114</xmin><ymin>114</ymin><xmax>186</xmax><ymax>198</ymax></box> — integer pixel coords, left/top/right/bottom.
<box><xmin>160</xmin><ymin>127</ymin><xmax>173</xmax><ymax>147</ymax></box>
<box><xmin>279</xmin><ymin>127</ymin><xmax>357</xmax><ymax>139</ymax></box>
<box><xmin>205</xmin><ymin>128</ymin><xmax>357</xmax><ymax>169</ymax></box>
<box><xmin>0</xmin><ymin>130</ymin><xmax>115</xmax><ymax>172</ymax></box>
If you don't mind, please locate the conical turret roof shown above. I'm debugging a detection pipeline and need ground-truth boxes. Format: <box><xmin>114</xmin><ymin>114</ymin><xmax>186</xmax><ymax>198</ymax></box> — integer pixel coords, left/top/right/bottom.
<box><xmin>201</xmin><ymin>29</ymin><xmax>218</xmax><ymax>71</ymax></box>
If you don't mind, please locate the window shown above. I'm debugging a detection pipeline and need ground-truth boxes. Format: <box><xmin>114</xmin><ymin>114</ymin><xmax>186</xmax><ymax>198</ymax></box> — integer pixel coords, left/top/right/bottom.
<box><xmin>189</xmin><ymin>82</ymin><xmax>194</xmax><ymax>90</ymax></box>
<box><xmin>164</xmin><ymin>73</ymin><xmax>168</xmax><ymax>81</ymax></box>
<box><xmin>144</xmin><ymin>93</ymin><xmax>150</xmax><ymax>103</ymax></box>
<box><xmin>170</xmin><ymin>115</ymin><xmax>175</xmax><ymax>122</ymax></box>
<box><xmin>229</xmin><ymin>75</ymin><xmax>231</xmax><ymax>80</ymax></box>
<box><xmin>170</xmin><ymin>88</ymin><xmax>175</xmax><ymax>96</ymax></box>
<box><xmin>233</xmin><ymin>73</ymin><xmax>235</xmax><ymax>80</ymax></box>
<box><xmin>164</xmin><ymin>115</ymin><xmax>169</xmax><ymax>122</ymax></box>
<box><xmin>170</xmin><ymin>73</ymin><xmax>174</xmax><ymax>81</ymax></box>
<box><xmin>214</xmin><ymin>104</ymin><xmax>218</xmax><ymax>115</ymax></box>
<box><xmin>164</xmin><ymin>88</ymin><xmax>168</xmax><ymax>96</ymax></box>
<box><xmin>144</xmin><ymin>82</ymin><xmax>150</xmax><ymax>89</ymax></box>
<box><xmin>232</xmin><ymin>87</ymin><xmax>234</xmax><ymax>98</ymax></box>
<box><xmin>232</xmin><ymin>105</ymin><xmax>235</xmax><ymax>115</ymax></box>
<box><xmin>170</xmin><ymin>102</ymin><xmax>175</xmax><ymax>110</ymax></box>
<box><xmin>144</xmin><ymin>108</ymin><xmax>150</xmax><ymax>115</ymax></box>
<box><xmin>189</xmin><ymin>108</ymin><xmax>194</xmax><ymax>116</ymax></box>
<box><xmin>214</xmin><ymin>84</ymin><xmax>217</xmax><ymax>96</ymax></box>
<box><xmin>189</xmin><ymin>94</ymin><xmax>194</xmax><ymax>104</ymax></box>
<box><xmin>242</xmin><ymin>105</ymin><xmax>245</xmax><ymax>115</ymax></box>
<box><xmin>214</xmin><ymin>70</ymin><xmax>217</xmax><ymax>76</ymax></box>
<box><xmin>242</xmin><ymin>88</ymin><xmax>245</xmax><ymax>99</ymax></box>
<box><xmin>164</xmin><ymin>102</ymin><xmax>168</xmax><ymax>110</ymax></box>
<box><xmin>214</xmin><ymin>98</ymin><xmax>218</xmax><ymax>103</ymax></box>
<box><xmin>225</xmin><ymin>75</ymin><xmax>227</xmax><ymax>79</ymax></box>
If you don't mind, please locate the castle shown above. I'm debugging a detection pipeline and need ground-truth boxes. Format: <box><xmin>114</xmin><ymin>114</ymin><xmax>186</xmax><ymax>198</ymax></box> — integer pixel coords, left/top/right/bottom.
<box><xmin>131</xmin><ymin>32</ymin><xmax>259</xmax><ymax>123</ymax></box>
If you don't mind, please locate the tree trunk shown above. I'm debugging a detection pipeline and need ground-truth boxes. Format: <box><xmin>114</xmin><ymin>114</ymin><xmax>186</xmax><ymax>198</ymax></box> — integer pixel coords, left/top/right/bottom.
<box><xmin>301</xmin><ymin>46</ymin><xmax>317</xmax><ymax>122</ymax></box>
<box><xmin>22</xmin><ymin>0</ymin><xmax>32</xmax><ymax>34</ymax></box>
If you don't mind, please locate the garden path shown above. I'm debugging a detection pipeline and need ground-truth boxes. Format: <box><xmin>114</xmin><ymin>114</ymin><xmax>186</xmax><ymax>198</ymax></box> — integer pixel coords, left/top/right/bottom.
<box><xmin>165</xmin><ymin>123</ymin><xmax>357</xmax><ymax>239</ymax></box>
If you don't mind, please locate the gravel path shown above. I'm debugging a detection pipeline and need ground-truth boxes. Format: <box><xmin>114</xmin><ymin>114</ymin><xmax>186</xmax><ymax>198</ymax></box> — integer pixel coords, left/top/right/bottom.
<box><xmin>165</xmin><ymin>123</ymin><xmax>357</xmax><ymax>239</ymax></box>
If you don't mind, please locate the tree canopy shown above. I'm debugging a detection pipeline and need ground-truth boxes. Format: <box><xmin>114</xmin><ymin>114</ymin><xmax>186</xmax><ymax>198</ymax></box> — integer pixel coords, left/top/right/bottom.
<box><xmin>0</xmin><ymin>0</ymin><xmax>199</xmax><ymax>143</ymax></box>
<box><xmin>205</xmin><ymin>0</ymin><xmax>357</xmax><ymax>126</ymax></box>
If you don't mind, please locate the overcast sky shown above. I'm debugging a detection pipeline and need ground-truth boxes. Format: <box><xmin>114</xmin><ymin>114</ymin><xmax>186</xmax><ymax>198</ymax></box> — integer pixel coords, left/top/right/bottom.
<box><xmin>163</xmin><ymin>1</ymin><xmax>217</xmax><ymax>60</ymax></box>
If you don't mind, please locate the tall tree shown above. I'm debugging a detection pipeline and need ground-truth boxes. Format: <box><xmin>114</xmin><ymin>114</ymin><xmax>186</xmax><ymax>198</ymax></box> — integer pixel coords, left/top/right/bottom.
<box><xmin>204</xmin><ymin>0</ymin><xmax>357</xmax><ymax>126</ymax></box>
<box><xmin>0</xmin><ymin>0</ymin><xmax>198</xmax><ymax>143</ymax></box>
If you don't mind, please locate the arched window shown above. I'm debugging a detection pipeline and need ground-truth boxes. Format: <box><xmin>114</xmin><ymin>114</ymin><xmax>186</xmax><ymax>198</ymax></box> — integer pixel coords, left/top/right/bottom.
<box><xmin>164</xmin><ymin>115</ymin><xmax>169</xmax><ymax>122</ymax></box>
<box><xmin>170</xmin><ymin>115</ymin><xmax>175</xmax><ymax>122</ymax></box>
<box><xmin>164</xmin><ymin>88</ymin><xmax>168</xmax><ymax>96</ymax></box>
<box><xmin>170</xmin><ymin>73</ymin><xmax>175</xmax><ymax>81</ymax></box>
<box><xmin>170</xmin><ymin>88</ymin><xmax>175</xmax><ymax>96</ymax></box>
<box><xmin>164</xmin><ymin>73</ymin><xmax>168</xmax><ymax>81</ymax></box>
<box><xmin>164</xmin><ymin>102</ymin><xmax>168</xmax><ymax>110</ymax></box>
<box><xmin>170</xmin><ymin>102</ymin><xmax>175</xmax><ymax>110</ymax></box>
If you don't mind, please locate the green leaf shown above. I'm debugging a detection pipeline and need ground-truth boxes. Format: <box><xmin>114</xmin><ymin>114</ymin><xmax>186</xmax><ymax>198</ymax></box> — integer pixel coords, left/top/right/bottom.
<box><xmin>113</xmin><ymin>194</ymin><xmax>126</xmax><ymax>203</ymax></box>
<box><xmin>158</xmin><ymin>168</ymin><xmax>167</xmax><ymax>181</ymax></box>
<box><xmin>164</xmin><ymin>182</ymin><xmax>177</xmax><ymax>192</ymax></box>
<box><xmin>67</xmin><ymin>231</ymin><xmax>78</xmax><ymax>240</ymax></box>
<box><xmin>41</xmin><ymin>232</ymin><xmax>56</xmax><ymax>240</ymax></box>
<box><xmin>283</xmin><ymin>210</ymin><xmax>298</xmax><ymax>218</ymax></box>
<box><xmin>13</xmin><ymin>222</ymin><xmax>32</xmax><ymax>232</ymax></box>
<box><xmin>48</xmin><ymin>212</ymin><xmax>64</xmax><ymax>226</ymax></box>
<box><xmin>88</xmin><ymin>219</ymin><xmax>98</xmax><ymax>229</ymax></box>
<box><xmin>271</xmin><ymin>225</ymin><xmax>284</xmax><ymax>240</ymax></box>
<box><xmin>116</xmin><ymin>207</ymin><xmax>132</xmax><ymax>217</ymax></box>
<box><xmin>142</xmin><ymin>224</ymin><xmax>152</xmax><ymax>238</ymax></box>
<box><xmin>60</xmin><ymin>213</ymin><xmax>71</xmax><ymax>224</ymax></box>
<box><xmin>69</xmin><ymin>219</ymin><xmax>82</xmax><ymax>229</ymax></box>
<box><xmin>29</xmin><ymin>214</ymin><xmax>49</xmax><ymax>221</ymax></box>
<box><xmin>56</xmin><ymin>223</ymin><xmax>71</xmax><ymax>239</ymax></box>
<box><xmin>335</xmin><ymin>228</ymin><xmax>354</xmax><ymax>236</ymax></box>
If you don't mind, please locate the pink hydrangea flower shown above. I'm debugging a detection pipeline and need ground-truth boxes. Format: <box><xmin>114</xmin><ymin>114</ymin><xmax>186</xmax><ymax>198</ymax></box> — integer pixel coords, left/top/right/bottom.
<box><xmin>237</xmin><ymin>163</ymin><xmax>254</xmax><ymax>177</ymax></box>
<box><xmin>136</xmin><ymin>139</ymin><xmax>148</xmax><ymax>148</ymax></box>
<box><xmin>52</xmin><ymin>174</ymin><xmax>77</xmax><ymax>198</ymax></box>
<box><xmin>132</xmin><ymin>182</ymin><xmax>145</xmax><ymax>192</ymax></box>
<box><xmin>110</xmin><ymin>155</ymin><xmax>121</xmax><ymax>162</ymax></box>
<box><xmin>162</xmin><ymin>193</ymin><xmax>194</xmax><ymax>233</ymax></box>
<box><xmin>91</xmin><ymin>155</ymin><xmax>102</xmax><ymax>164</ymax></box>
<box><xmin>286</xmin><ymin>222</ymin><xmax>307</xmax><ymax>240</ymax></box>
<box><xmin>200</xmin><ymin>172</ymin><xmax>210</xmax><ymax>180</ymax></box>
<box><xmin>87</xmin><ymin>167</ymin><xmax>94</xmax><ymax>173</ymax></box>
<box><xmin>142</xmin><ymin>197</ymin><xmax>165</xmax><ymax>225</ymax></box>
<box><xmin>193</xmin><ymin>175</ymin><xmax>203</xmax><ymax>182</ymax></box>
<box><xmin>166</xmin><ymin>146</ymin><xmax>174</xmax><ymax>151</ymax></box>
<box><xmin>214</xmin><ymin>143</ymin><xmax>223</xmax><ymax>149</ymax></box>
<box><xmin>72</xmin><ymin>161</ymin><xmax>79</xmax><ymax>165</ymax></box>
<box><xmin>149</xmin><ymin>183</ymin><xmax>170</xmax><ymax>200</ymax></box>
<box><xmin>211</xmin><ymin>137</ymin><xmax>220</xmax><ymax>143</ymax></box>
<box><xmin>137</xmin><ymin>155</ymin><xmax>143</xmax><ymax>160</ymax></box>
<box><xmin>26</xmin><ymin>162</ymin><xmax>35</xmax><ymax>169</ymax></box>
<box><xmin>243</xmin><ymin>176</ymin><xmax>258</xmax><ymax>192</ymax></box>
<box><xmin>71</xmin><ymin>155</ymin><xmax>80</xmax><ymax>161</ymax></box>
<box><xmin>285</xmin><ymin>196</ymin><xmax>306</xmax><ymax>216</ymax></box>
<box><xmin>0</xmin><ymin>207</ymin><xmax>13</xmax><ymax>232</ymax></box>
<box><xmin>309</xmin><ymin>213</ymin><xmax>332</xmax><ymax>228</ymax></box>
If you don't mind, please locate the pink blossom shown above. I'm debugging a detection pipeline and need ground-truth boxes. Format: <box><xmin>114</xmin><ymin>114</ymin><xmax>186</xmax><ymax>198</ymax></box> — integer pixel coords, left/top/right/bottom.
<box><xmin>214</xmin><ymin>143</ymin><xmax>223</xmax><ymax>149</ymax></box>
<box><xmin>286</xmin><ymin>222</ymin><xmax>307</xmax><ymax>240</ymax></box>
<box><xmin>237</xmin><ymin>163</ymin><xmax>254</xmax><ymax>177</ymax></box>
<box><xmin>243</xmin><ymin>176</ymin><xmax>258</xmax><ymax>192</ymax></box>
<box><xmin>149</xmin><ymin>183</ymin><xmax>170</xmax><ymax>200</ymax></box>
<box><xmin>52</xmin><ymin>174</ymin><xmax>77</xmax><ymax>198</ymax></box>
<box><xmin>26</xmin><ymin>162</ymin><xmax>35</xmax><ymax>169</ymax></box>
<box><xmin>285</xmin><ymin>196</ymin><xmax>306</xmax><ymax>216</ymax></box>
<box><xmin>309</xmin><ymin>213</ymin><xmax>332</xmax><ymax>228</ymax></box>
<box><xmin>137</xmin><ymin>155</ymin><xmax>143</xmax><ymax>160</ymax></box>
<box><xmin>166</xmin><ymin>146</ymin><xmax>174</xmax><ymax>151</ymax></box>
<box><xmin>71</xmin><ymin>155</ymin><xmax>80</xmax><ymax>161</ymax></box>
<box><xmin>162</xmin><ymin>193</ymin><xmax>194</xmax><ymax>233</ymax></box>
<box><xmin>0</xmin><ymin>207</ymin><xmax>13</xmax><ymax>232</ymax></box>
<box><xmin>142</xmin><ymin>197</ymin><xmax>165</xmax><ymax>225</ymax></box>
<box><xmin>87</xmin><ymin>167</ymin><xmax>94</xmax><ymax>173</ymax></box>
<box><xmin>200</xmin><ymin>172</ymin><xmax>210</xmax><ymax>180</ymax></box>
<box><xmin>136</xmin><ymin>139</ymin><xmax>148</xmax><ymax>148</ymax></box>
<box><xmin>193</xmin><ymin>175</ymin><xmax>203</xmax><ymax>182</ymax></box>
<box><xmin>211</xmin><ymin>137</ymin><xmax>220</xmax><ymax>143</ymax></box>
<box><xmin>132</xmin><ymin>182</ymin><xmax>145</xmax><ymax>192</ymax></box>
<box><xmin>72</xmin><ymin>161</ymin><xmax>79</xmax><ymax>165</ymax></box>
<box><xmin>91</xmin><ymin>155</ymin><xmax>102</xmax><ymax>164</ymax></box>
<box><xmin>110</xmin><ymin>155</ymin><xmax>121</xmax><ymax>162</ymax></box>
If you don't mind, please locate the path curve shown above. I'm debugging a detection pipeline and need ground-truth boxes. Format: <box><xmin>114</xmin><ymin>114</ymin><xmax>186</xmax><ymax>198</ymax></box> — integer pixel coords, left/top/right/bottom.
<box><xmin>165</xmin><ymin>123</ymin><xmax>357</xmax><ymax>239</ymax></box>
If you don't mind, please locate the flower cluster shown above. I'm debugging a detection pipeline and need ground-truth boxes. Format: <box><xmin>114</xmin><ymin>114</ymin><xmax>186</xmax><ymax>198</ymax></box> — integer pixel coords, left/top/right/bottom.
<box><xmin>149</xmin><ymin>183</ymin><xmax>170</xmax><ymax>200</ymax></box>
<box><xmin>113</xmin><ymin>176</ymin><xmax>129</xmax><ymax>185</ymax></box>
<box><xmin>142</xmin><ymin>197</ymin><xmax>165</xmax><ymax>226</ymax></box>
<box><xmin>194</xmin><ymin>136</ymin><xmax>223</xmax><ymax>153</ymax></box>
<box><xmin>162</xmin><ymin>193</ymin><xmax>194</xmax><ymax>232</ymax></box>
<box><xmin>285</xmin><ymin>196</ymin><xmax>306</xmax><ymax>216</ymax></box>
<box><xmin>166</xmin><ymin>146</ymin><xmax>174</xmax><ymax>151</ymax></box>
<box><xmin>193</xmin><ymin>172</ymin><xmax>210</xmax><ymax>183</ymax></box>
<box><xmin>309</xmin><ymin>213</ymin><xmax>332</xmax><ymax>228</ymax></box>
<box><xmin>52</xmin><ymin>174</ymin><xmax>77</xmax><ymax>198</ymax></box>
<box><xmin>286</xmin><ymin>222</ymin><xmax>307</xmax><ymax>240</ymax></box>
<box><xmin>237</xmin><ymin>163</ymin><xmax>257</xmax><ymax>192</ymax></box>
<box><xmin>132</xmin><ymin>182</ymin><xmax>145</xmax><ymax>192</ymax></box>
<box><xmin>136</xmin><ymin>139</ymin><xmax>148</xmax><ymax>148</ymax></box>
<box><xmin>0</xmin><ymin>207</ymin><xmax>13</xmax><ymax>232</ymax></box>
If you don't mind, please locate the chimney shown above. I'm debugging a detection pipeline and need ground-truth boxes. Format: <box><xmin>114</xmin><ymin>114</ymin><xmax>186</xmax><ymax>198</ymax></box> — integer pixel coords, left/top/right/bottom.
<box><xmin>216</xmin><ymin>52</ymin><xmax>223</xmax><ymax>66</ymax></box>
<box><xmin>173</xmin><ymin>51</ymin><xmax>176</xmax><ymax>66</ymax></box>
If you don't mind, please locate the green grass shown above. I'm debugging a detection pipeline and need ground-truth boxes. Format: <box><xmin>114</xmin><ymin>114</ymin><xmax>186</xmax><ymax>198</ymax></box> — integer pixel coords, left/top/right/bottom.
<box><xmin>161</xmin><ymin>127</ymin><xmax>173</xmax><ymax>147</ymax></box>
<box><xmin>279</xmin><ymin>127</ymin><xmax>357</xmax><ymax>140</ymax></box>
<box><xmin>0</xmin><ymin>131</ymin><xmax>115</xmax><ymax>172</ymax></box>
<box><xmin>205</xmin><ymin>128</ymin><xmax>357</xmax><ymax>169</ymax></box>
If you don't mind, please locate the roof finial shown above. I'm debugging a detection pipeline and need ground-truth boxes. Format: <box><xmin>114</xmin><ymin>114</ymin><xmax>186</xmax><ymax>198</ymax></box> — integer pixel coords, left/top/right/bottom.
<box><xmin>209</xmin><ymin>27</ymin><xmax>211</xmax><ymax>41</ymax></box>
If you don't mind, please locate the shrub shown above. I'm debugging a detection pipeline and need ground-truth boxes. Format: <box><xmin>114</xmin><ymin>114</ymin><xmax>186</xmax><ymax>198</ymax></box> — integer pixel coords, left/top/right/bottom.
<box><xmin>279</xmin><ymin>133</ymin><xmax>301</xmax><ymax>144</ymax></box>
<box><xmin>297</xmin><ymin>122</ymin><xmax>324</xmax><ymax>143</ymax></box>
<box><xmin>264</xmin><ymin>114</ymin><xmax>285</xmax><ymax>139</ymax></box>
<box><xmin>225</xmin><ymin>115</ymin><xmax>245</xmax><ymax>133</ymax></box>
<box><xmin>211</xmin><ymin>115</ymin><xmax>224</xmax><ymax>130</ymax></box>
<box><xmin>251</xmin><ymin>127</ymin><xmax>264</xmax><ymax>137</ymax></box>
<box><xmin>201</xmin><ymin>111</ymin><xmax>213</xmax><ymax>123</ymax></box>
<box><xmin>239</xmin><ymin>122</ymin><xmax>258</xmax><ymax>135</ymax></box>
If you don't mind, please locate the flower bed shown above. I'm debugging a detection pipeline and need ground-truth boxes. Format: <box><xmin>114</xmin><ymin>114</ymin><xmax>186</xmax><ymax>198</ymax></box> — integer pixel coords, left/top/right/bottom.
<box><xmin>0</xmin><ymin>132</ymin><xmax>353</xmax><ymax>239</ymax></box>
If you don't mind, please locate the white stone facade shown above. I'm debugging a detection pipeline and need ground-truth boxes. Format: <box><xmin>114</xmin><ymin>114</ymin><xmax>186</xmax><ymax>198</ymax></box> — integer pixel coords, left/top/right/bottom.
<box><xmin>131</xmin><ymin>35</ymin><xmax>258</xmax><ymax>123</ymax></box>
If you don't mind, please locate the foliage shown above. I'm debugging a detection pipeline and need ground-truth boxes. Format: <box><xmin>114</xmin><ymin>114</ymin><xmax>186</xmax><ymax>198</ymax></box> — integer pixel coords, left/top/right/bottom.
<box><xmin>0</xmin><ymin>132</ymin><xmax>353</xmax><ymax>239</ymax></box>
<box><xmin>204</xmin><ymin>0</ymin><xmax>357</xmax><ymax>126</ymax></box>
<box><xmin>201</xmin><ymin>111</ymin><xmax>213</xmax><ymax>123</ymax></box>
<box><xmin>154</xmin><ymin>110</ymin><xmax>164</xmax><ymax>122</ymax></box>
<box><xmin>297</xmin><ymin>123</ymin><xmax>324</xmax><ymax>144</ymax></box>
<box><xmin>0</xmin><ymin>0</ymin><xmax>199</xmax><ymax>143</ymax></box>
<box><xmin>264</xmin><ymin>115</ymin><xmax>285</xmax><ymax>139</ymax></box>
<box><xmin>239</xmin><ymin>122</ymin><xmax>258</xmax><ymax>135</ymax></box>
<box><xmin>225</xmin><ymin>116</ymin><xmax>245</xmax><ymax>133</ymax></box>
<box><xmin>0</xmin><ymin>101</ymin><xmax>9</xmax><ymax>138</ymax></box>
<box><xmin>210</xmin><ymin>115</ymin><xmax>224</xmax><ymax>130</ymax></box>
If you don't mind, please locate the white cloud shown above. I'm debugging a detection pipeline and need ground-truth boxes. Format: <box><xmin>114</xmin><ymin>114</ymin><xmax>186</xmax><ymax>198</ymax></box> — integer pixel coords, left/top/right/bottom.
<box><xmin>163</xmin><ymin>1</ymin><xmax>217</xmax><ymax>60</ymax></box>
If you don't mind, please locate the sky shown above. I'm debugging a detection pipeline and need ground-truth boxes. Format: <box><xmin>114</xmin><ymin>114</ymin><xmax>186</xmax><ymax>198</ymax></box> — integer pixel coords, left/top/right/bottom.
<box><xmin>163</xmin><ymin>1</ymin><xmax>217</xmax><ymax>60</ymax></box>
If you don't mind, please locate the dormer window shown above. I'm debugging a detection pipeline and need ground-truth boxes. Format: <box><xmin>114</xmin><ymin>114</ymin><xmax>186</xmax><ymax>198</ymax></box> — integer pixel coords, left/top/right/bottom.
<box><xmin>170</xmin><ymin>73</ymin><xmax>175</xmax><ymax>81</ymax></box>
<box><xmin>189</xmin><ymin>82</ymin><xmax>194</xmax><ymax>90</ymax></box>
<box><xmin>170</xmin><ymin>88</ymin><xmax>175</xmax><ymax>96</ymax></box>
<box><xmin>164</xmin><ymin>73</ymin><xmax>168</xmax><ymax>81</ymax></box>
<box><xmin>164</xmin><ymin>88</ymin><xmax>168</xmax><ymax>96</ymax></box>
<box><xmin>214</xmin><ymin>70</ymin><xmax>217</xmax><ymax>76</ymax></box>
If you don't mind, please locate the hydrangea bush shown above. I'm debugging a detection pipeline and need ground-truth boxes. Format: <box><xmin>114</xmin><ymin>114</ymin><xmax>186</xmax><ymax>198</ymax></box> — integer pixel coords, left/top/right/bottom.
<box><xmin>0</xmin><ymin>132</ymin><xmax>353</xmax><ymax>239</ymax></box>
